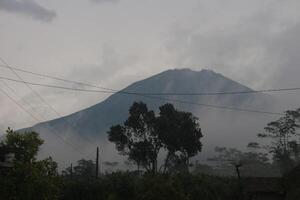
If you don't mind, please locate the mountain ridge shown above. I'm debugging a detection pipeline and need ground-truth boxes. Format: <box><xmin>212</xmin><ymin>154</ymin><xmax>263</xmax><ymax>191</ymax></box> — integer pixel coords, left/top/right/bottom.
<box><xmin>24</xmin><ymin>68</ymin><xmax>272</xmax><ymax>139</ymax></box>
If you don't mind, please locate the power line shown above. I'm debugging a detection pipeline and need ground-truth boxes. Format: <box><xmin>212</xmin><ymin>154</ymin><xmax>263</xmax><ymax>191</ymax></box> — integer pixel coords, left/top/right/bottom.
<box><xmin>0</xmin><ymin>64</ymin><xmax>300</xmax><ymax>96</ymax></box>
<box><xmin>0</xmin><ymin>62</ymin><xmax>284</xmax><ymax>116</ymax></box>
<box><xmin>0</xmin><ymin>79</ymin><xmax>97</xmax><ymax>154</ymax></box>
<box><xmin>0</xmin><ymin>85</ymin><xmax>93</xmax><ymax>159</ymax></box>
<box><xmin>0</xmin><ymin>74</ymin><xmax>299</xmax><ymax>98</ymax></box>
<box><xmin>140</xmin><ymin>95</ymin><xmax>282</xmax><ymax>115</ymax></box>
<box><xmin>0</xmin><ymin>76</ymin><xmax>114</xmax><ymax>93</ymax></box>
<box><xmin>0</xmin><ymin>75</ymin><xmax>282</xmax><ymax>116</ymax></box>
<box><xmin>0</xmin><ymin>58</ymin><xmax>97</xmax><ymax>147</ymax></box>
<box><xmin>0</xmin><ymin>60</ymin><xmax>282</xmax><ymax>164</ymax></box>
<box><xmin>138</xmin><ymin>87</ymin><xmax>300</xmax><ymax>96</ymax></box>
<box><xmin>0</xmin><ymin>80</ymin><xmax>48</xmax><ymax>121</ymax></box>
<box><xmin>0</xmin><ymin>64</ymin><xmax>113</xmax><ymax>91</ymax></box>
<box><xmin>0</xmin><ymin>86</ymin><xmax>41</xmax><ymax>122</ymax></box>
<box><xmin>0</xmin><ymin>60</ymin><xmax>285</xmax><ymax>164</ymax></box>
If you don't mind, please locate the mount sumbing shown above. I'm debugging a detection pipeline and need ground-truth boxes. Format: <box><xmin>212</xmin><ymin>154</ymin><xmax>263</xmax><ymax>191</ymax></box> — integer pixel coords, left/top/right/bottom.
<box><xmin>23</xmin><ymin>68</ymin><xmax>274</xmax><ymax>147</ymax></box>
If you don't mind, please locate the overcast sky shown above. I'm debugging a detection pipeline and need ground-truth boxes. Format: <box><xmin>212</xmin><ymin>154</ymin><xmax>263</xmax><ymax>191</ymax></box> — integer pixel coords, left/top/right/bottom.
<box><xmin>0</xmin><ymin>0</ymin><xmax>300</xmax><ymax>131</ymax></box>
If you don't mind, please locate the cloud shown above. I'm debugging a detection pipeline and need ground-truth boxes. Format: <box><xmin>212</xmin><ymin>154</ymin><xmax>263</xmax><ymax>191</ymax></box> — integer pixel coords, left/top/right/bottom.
<box><xmin>90</xmin><ymin>0</ymin><xmax>120</xmax><ymax>3</ymax></box>
<box><xmin>165</xmin><ymin>3</ymin><xmax>300</xmax><ymax>90</ymax></box>
<box><xmin>0</xmin><ymin>0</ymin><xmax>56</xmax><ymax>22</ymax></box>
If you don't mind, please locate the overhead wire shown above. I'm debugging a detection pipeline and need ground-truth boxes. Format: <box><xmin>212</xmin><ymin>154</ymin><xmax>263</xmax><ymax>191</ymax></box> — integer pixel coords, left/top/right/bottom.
<box><xmin>0</xmin><ymin>58</ymin><xmax>285</xmax><ymax>162</ymax></box>
<box><xmin>0</xmin><ymin>75</ymin><xmax>283</xmax><ymax>116</ymax></box>
<box><xmin>0</xmin><ymin>57</ymin><xmax>96</xmax><ymax>159</ymax></box>
<box><xmin>0</xmin><ymin>64</ymin><xmax>300</xmax><ymax>96</ymax></box>
<box><xmin>0</xmin><ymin>58</ymin><xmax>97</xmax><ymax>147</ymax></box>
<box><xmin>0</xmin><ymin>85</ymin><xmax>93</xmax><ymax>159</ymax></box>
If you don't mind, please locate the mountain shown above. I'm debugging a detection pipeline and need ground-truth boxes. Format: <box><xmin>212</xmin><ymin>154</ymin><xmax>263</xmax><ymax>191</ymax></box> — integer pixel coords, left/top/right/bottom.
<box><xmin>21</xmin><ymin>68</ymin><xmax>278</xmax><ymax>167</ymax></box>
<box><xmin>27</xmin><ymin>68</ymin><xmax>273</xmax><ymax>138</ymax></box>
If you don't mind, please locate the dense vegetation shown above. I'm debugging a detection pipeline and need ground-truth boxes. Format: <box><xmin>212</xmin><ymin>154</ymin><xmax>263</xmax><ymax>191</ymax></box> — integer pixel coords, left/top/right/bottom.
<box><xmin>0</xmin><ymin>128</ymin><xmax>238</xmax><ymax>200</ymax></box>
<box><xmin>0</xmin><ymin>103</ymin><xmax>300</xmax><ymax>200</ymax></box>
<box><xmin>60</xmin><ymin>170</ymin><xmax>238</xmax><ymax>200</ymax></box>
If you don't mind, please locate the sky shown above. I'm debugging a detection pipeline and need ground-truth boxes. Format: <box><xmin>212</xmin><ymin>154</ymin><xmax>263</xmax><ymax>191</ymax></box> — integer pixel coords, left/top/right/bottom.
<box><xmin>0</xmin><ymin>0</ymin><xmax>300</xmax><ymax>131</ymax></box>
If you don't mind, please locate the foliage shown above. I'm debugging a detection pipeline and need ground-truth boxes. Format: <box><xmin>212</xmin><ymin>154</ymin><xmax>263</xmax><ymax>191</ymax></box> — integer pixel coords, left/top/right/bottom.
<box><xmin>60</xmin><ymin>178</ymin><xmax>105</xmax><ymax>200</ymax></box>
<box><xmin>107</xmin><ymin>102</ymin><xmax>203</xmax><ymax>173</ymax></box>
<box><xmin>60</xmin><ymin>171</ymin><xmax>238</xmax><ymax>200</ymax></box>
<box><xmin>62</xmin><ymin>159</ymin><xmax>97</xmax><ymax>181</ymax></box>
<box><xmin>157</xmin><ymin>103</ymin><xmax>202</xmax><ymax>173</ymax></box>
<box><xmin>3</xmin><ymin>127</ymin><xmax>44</xmax><ymax>163</ymax></box>
<box><xmin>191</xmin><ymin>163</ymin><xmax>216</xmax><ymax>175</ymax></box>
<box><xmin>208</xmin><ymin>146</ymin><xmax>280</xmax><ymax>177</ymax></box>
<box><xmin>4</xmin><ymin>106</ymin><xmax>300</xmax><ymax>199</ymax></box>
<box><xmin>256</xmin><ymin>108</ymin><xmax>300</xmax><ymax>174</ymax></box>
<box><xmin>73</xmin><ymin>159</ymin><xmax>95</xmax><ymax>177</ymax></box>
<box><xmin>136</xmin><ymin>174</ymin><xmax>187</xmax><ymax>200</ymax></box>
<box><xmin>108</xmin><ymin>102</ymin><xmax>160</xmax><ymax>172</ymax></box>
<box><xmin>0</xmin><ymin>128</ymin><xmax>60</xmax><ymax>200</ymax></box>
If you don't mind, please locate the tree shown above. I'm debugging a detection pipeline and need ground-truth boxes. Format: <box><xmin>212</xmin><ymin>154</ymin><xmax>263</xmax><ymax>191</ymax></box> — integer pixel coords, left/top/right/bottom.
<box><xmin>103</xmin><ymin>161</ymin><xmax>119</xmax><ymax>173</ymax></box>
<box><xmin>256</xmin><ymin>108</ymin><xmax>300</xmax><ymax>174</ymax></box>
<box><xmin>62</xmin><ymin>159</ymin><xmax>96</xmax><ymax>179</ymax></box>
<box><xmin>108</xmin><ymin>102</ymin><xmax>203</xmax><ymax>174</ymax></box>
<box><xmin>157</xmin><ymin>104</ymin><xmax>202</xmax><ymax>173</ymax></box>
<box><xmin>3</xmin><ymin>127</ymin><xmax>43</xmax><ymax>163</ymax></box>
<box><xmin>0</xmin><ymin>128</ymin><xmax>60</xmax><ymax>200</ymax></box>
<box><xmin>108</xmin><ymin>102</ymin><xmax>161</xmax><ymax>173</ymax></box>
<box><xmin>207</xmin><ymin>147</ymin><xmax>276</xmax><ymax>177</ymax></box>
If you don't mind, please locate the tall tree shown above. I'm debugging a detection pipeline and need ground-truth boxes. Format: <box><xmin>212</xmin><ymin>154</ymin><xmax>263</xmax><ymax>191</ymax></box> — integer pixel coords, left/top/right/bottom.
<box><xmin>257</xmin><ymin>108</ymin><xmax>300</xmax><ymax>173</ymax></box>
<box><xmin>4</xmin><ymin>127</ymin><xmax>43</xmax><ymax>163</ymax></box>
<box><xmin>156</xmin><ymin>103</ymin><xmax>202</xmax><ymax>173</ymax></box>
<box><xmin>63</xmin><ymin>159</ymin><xmax>96</xmax><ymax>178</ymax></box>
<box><xmin>0</xmin><ymin>128</ymin><xmax>59</xmax><ymax>200</ymax></box>
<box><xmin>108</xmin><ymin>102</ymin><xmax>203</xmax><ymax>174</ymax></box>
<box><xmin>208</xmin><ymin>146</ymin><xmax>278</xmax><ymax>177</ymax></box>
<box><xmin>108</xmin><ymin>102</ymin><xmax>161</xmax><ymax>172</ymax></box>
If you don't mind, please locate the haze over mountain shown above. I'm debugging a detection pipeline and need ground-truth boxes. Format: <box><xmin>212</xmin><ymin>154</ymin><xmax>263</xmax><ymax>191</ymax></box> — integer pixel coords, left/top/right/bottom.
<box><xmin>22</xmin><ymin>68</ymin><xmax>277</xmax><ymax>167</ymax></box>
<box><xmin>27</xmin><ymin>68</ymin><xmax>272</xmax><ymax>135</ymax></box>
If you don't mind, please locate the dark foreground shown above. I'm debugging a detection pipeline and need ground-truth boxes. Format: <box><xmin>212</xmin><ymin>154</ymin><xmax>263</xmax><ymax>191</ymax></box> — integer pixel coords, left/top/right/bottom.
<box><xmin>1</xmin><ymin>170</ymin><xmax>300</xmax><ymax>200</ymax></box>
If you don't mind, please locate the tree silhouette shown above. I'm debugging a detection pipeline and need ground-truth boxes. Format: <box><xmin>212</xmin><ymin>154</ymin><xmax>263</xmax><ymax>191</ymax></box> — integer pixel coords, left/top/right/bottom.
<box><xmin>257</xmin><ymin>108</ymin><xmax>300</xmax><ymax>174</ymax></box>
<box><xmin>0</xmin><ymin>128</ymin><xmax>59</xmax><ymax>200</ymax></box>
<box><xmin>108</xmin><ymin>102</ymin><xmax>203</xmax><ymax>173</ymax></box>
<box><xmin>157</xmin><ymin>103</ymin><xmax>202</xmax><ymax>173</ymax></box>
<box><xmin>3</xmin><ymin>127</ymin><xmax>43</xmax><ymax>163</ymax></box>
<box><xmin>108</xmin><ymin>102</ymin><xmax>161</xmax><ymax>172</ymax></box>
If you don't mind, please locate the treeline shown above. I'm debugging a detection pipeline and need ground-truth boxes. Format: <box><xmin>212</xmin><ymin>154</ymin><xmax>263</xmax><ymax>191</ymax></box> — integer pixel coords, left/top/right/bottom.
<box><xmin>0</xmin><ymin>128</ymin><xmax>237</xmax><ymax>200</ymax></box>
<box><xmin>108</xmin><ymin>102</ymin><xmax>300</xmax><ymax>177</ymax></box>
<box><xmin>0</xmin><ymin>102</ymin><xmax>300</xmax><ymax>200</ymax></box>
<box><xmin>61</xmin><ymin>172</ymin><xmax>238</xmax><ymax>200</ymax></box>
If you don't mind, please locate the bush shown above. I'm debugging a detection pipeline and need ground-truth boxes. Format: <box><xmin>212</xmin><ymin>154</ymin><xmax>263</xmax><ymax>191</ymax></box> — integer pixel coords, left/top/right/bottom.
<box><xmin>59</xmin><ymin>172</ymin><xmax>238</xmax><ymax>200</ymax></box>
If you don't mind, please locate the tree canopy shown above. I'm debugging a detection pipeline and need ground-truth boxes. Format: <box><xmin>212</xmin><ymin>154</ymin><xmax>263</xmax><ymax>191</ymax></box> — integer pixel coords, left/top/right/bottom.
<box><xmin>3</xmin><ymin>127</ymin><xmax>43</xmax><ymax>163</ymax></box>
<box><xmin>107</xmin><ymin>102</ymin><xmax>203</xmax><ymax>173</ymax></box>
<box><xmin>255</xmin><ymin>108</ymin><xmax>300</xmax><ymax>174</ymax></box>
<box><xmin>0</xmin><ymin>128</ymin><xmax>60</xmax><ymax>200</ymax></box>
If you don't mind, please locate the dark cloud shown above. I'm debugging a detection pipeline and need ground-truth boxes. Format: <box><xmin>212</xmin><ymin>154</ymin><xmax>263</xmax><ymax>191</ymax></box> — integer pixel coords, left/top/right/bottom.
<box><xmin>0</xmin><ymin>0</ymin><xmax>56</xmax><ymax>22</ymax></box>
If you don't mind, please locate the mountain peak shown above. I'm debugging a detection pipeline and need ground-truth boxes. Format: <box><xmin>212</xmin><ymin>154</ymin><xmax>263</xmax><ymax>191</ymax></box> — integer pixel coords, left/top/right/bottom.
<box><xmin>200</xmin><ymin>68</ymin><xmax>217</xmax><ymax>74</ymax></box>
<box><xmin>159</xmin><ymin>68</ymin><xmax>220</xmax><ymax>78</ymax></box>
<box><xmin>21</xmin><ymin>68</ymin><xmax>275</xmax><ymax>168</ymax></box>
<box><xmin>163</xmin><ymin>68</ymin><xmax>216</xmax><ymax>73</ymax></box>
<box><xmin>27</xmin><ymin>67</ymin><xmax>271</xmax><ymax>138</ymax></box>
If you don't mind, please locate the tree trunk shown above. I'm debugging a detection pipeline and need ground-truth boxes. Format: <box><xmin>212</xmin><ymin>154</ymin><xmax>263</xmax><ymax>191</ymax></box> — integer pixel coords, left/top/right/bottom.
<box><xmin>163</xmin><ymin>151</ymin><xmax>171</xmax><ymax>174</ymax></box>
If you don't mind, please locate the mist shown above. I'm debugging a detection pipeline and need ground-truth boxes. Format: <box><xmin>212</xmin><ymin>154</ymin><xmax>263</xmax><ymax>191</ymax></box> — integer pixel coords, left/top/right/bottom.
<box><xmin>29</xmin><ymin>88</ymin><xmax>286</xmax><ymax>171</ymax></box>
<box><xmin>0</xmin><ymin>0</ymin><xmax>300</xmax><ymax>172</ymax></box>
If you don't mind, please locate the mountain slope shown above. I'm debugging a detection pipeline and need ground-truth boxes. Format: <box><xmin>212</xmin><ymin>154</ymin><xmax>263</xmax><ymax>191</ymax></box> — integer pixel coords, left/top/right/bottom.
<box><xmin>28</xmin><ymin>68</ymin><xmax>273</xmax><ymax>139</ymax></box>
